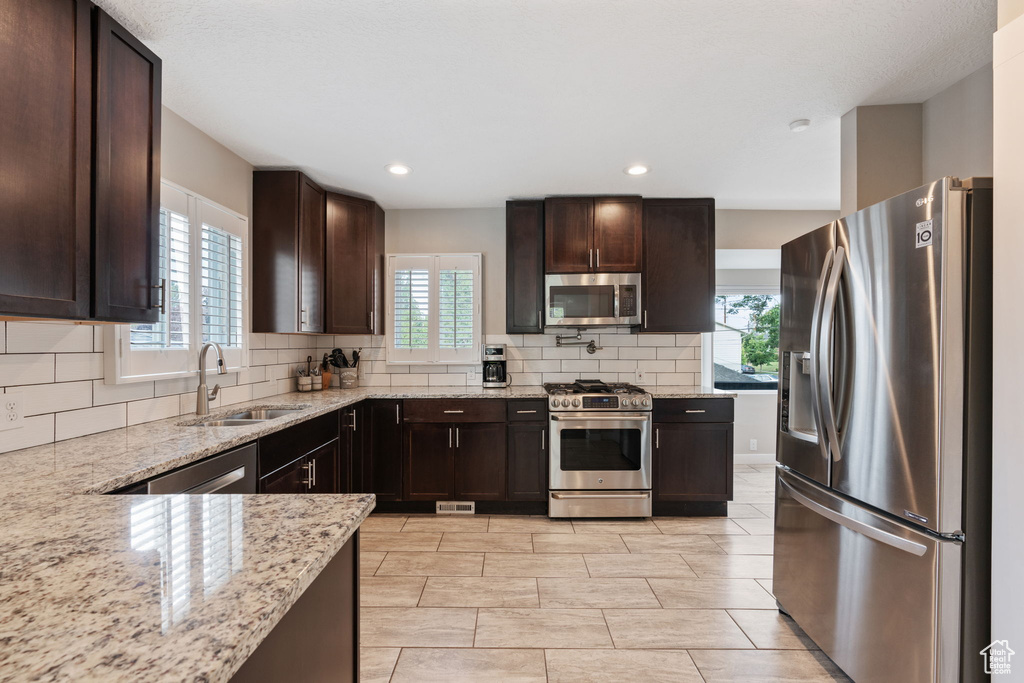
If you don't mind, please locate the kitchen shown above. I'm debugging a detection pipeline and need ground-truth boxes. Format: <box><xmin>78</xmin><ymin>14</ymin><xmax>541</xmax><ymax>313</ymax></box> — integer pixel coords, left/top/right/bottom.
<box><xmin>0</xmin><ymin>1</ymin><xmax>1021</xmax><ymax>682</ymax></box>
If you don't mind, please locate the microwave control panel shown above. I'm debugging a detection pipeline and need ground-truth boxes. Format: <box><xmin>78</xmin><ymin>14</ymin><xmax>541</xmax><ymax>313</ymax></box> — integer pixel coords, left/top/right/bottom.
<box><xmin>619</xmin><ymin>285</ymin><xmax>638</xmax><ymax>316</ymax></box>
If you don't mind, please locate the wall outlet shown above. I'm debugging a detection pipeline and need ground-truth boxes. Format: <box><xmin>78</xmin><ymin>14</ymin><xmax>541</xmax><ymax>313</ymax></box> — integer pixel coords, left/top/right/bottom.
<box><xmin>635</xmin><ymin>369</ymin><xmax>647</xmax><ymax>384</ymax></box>
<box><xmin>749</xmin><ymin>439</ymin><xmax>758</xmax><ymax>451</ymax></box>
<box><xmin>467</xmin><ymin>369</ymin><xmax>476</xmax><ymax>382</ymax></box>
<box><xmin>1</xmin><ymin>392</ymin><xmax>24</xmax><ymax>432</ymax></box>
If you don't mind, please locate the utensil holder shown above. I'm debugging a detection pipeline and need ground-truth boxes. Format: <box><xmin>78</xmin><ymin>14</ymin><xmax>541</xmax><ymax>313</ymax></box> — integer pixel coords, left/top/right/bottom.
<box><xmin>297</xmin><ymin>376</ymin><xmax>313</xmax><ymax>392</ymax></box>
<box><xmin>321</xmin><ymin>369</ymin><xmax>332</xmax><ymax>390</ymax></box>
<box><xmin>312</xmin><ymin>375</ymin><xmax>323</xmax><ymax>391</ymax></box>
<box><xmin>339</xmin><ymin>369</ymin><xmax>359</xmax><ymax>389</ymax></box>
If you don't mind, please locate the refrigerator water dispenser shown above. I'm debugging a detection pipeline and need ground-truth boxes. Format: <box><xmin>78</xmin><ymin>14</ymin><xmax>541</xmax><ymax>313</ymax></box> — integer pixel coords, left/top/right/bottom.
<box><xmin>780</xmin><ymin>351</ymin><xmax>817</xmax><ymax>442</ymax></box>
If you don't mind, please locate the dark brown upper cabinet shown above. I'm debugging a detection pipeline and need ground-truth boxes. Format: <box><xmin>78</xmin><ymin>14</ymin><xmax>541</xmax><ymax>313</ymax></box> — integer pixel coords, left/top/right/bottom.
<box><xmin>544</xmin><ymin>196</ymin><xmax>641</xmax><ymax>274</ymax></box>
<box><xmin>325</xmin><ymin>193</ymin><xmax>385</xmax><ymax>335</ymax></box>
<box><xmin>505</xmin><ymin>200</ymin><xmax>545</xmax><ymax>333</ymax></box>
<box><xmin>252</xmin><ymin>170</ymin><xmax>326</xmax><ymax>333</ymax></box>
<box><xmin>641</xmin><ymin>198</ymin><xmax>715</xmax><ymax>333</ymax></box>
<box><xmin>92</xmin><ymin>9</ymin><xmax>162</xmax><ymax>323</ymax></box>
<box><xmin>0</xmin><ymin>1</ymin><xmax>160</xmax><ymax>323</ymax></box>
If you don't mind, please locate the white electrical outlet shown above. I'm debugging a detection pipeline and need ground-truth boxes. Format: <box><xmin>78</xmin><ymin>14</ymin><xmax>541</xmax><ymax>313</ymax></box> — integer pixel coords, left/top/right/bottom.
<box><xmin>635</xmin><ymin>369</ymin><xmax>647</xmax><ymax>384</ymax></box>
<box><xmin>749</xmin><ymin>439</ymin><xmax>758</xmax><ymax>451</ymax></box>
<box><xmin>467</xmin><ymin>369</ymin><xmax>476</xmax><ymax>382</ymax></box>
<box><xmin>1</xmin><ymin>392</ymin><xmax>24</xmax><ymax>432</ymax></box>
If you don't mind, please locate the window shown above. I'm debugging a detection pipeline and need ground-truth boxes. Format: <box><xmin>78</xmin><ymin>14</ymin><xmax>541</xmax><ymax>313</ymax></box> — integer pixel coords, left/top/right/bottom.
<box><xmin>387</xmin><ymin>253</ymin><xmax>481</xmax><ymax>364</ymax></box>
<box><xmin>106</xmin><ymin>181</ymin><xmax>248</xmax><ymax>382</ymax></box>
<box><xmin>711</xmin><ymin>293</ymin><xmax>780</xmax><ymax>391</ymax></box>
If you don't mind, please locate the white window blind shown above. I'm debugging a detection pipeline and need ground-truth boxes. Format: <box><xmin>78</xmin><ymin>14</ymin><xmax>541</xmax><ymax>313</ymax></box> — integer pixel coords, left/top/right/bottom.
<box><xmin>201</xmin><ymin>225</ymin><xmax>243</xmax><ymax>347</ymax></box>
<box><xmin>130</xmin><ymin>207</ymin><xmax>190</xmax><ymax>349</ymax></box>
<box><xmin>387</xmin><ymin>253</ymin><xmax>481</xmax><ymax>364</ymax></box>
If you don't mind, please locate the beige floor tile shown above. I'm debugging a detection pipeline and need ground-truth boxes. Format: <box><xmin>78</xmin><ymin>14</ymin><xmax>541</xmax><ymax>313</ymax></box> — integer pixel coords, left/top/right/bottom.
<box><xmin>484</xmin><ymin>552</ymin><xmax>590</xmax><ymax>577</ymax></box>
<box><xmin>647</xmin><ymin>578</ymin><xmax>777</xmax><ymax>609</ymax></box>
<box><xmin>757</xmin><ymin>578</ymin><xmax>774</xmax><ymax>595</ymax></box>
<box><xmin>375</xmin><ymin>551</ymin><xmax>484</xmax><ymax>576</ymax></box>
<box><xmin>360</xmin><ymin>515</ymin><xmax>408</xmax><ymax>532</ymax></box>
<box><xmin>545</xmin><ymin>648</ymin><xmax>704</xmax><ymax>683</ymax></box>
<box><xmin>361</xmin><ymin>531</ymin><xmax>442</xmax><ymax>552</ymax></box>
<box><xmin>538</xmin><ymin>577</ymin><xmax>660</xmax><ymax>608</ymax></box>
<box><xmin>684</xmin><ymin>554</ymin><xmax>774</xmax><ymax>579</ymax></box>
<box><xmin>360</xmin><ymin>607</ymin><xmax>477</xmax><ymax>647</ymax></box>
<box><xmin>752</xmin><ymin>503</ymin><xmax>776</xmax><ymax>517</ymax></box>
<box><xmin>603</xmin><ymin>609</ymin><xmax>754</xmax><ymax>649</ymax></box>
<box><xmin>360</xmin><ymin>551</ymin><xmax>387</xmax><ymax>577</ymax></box>
<box><xmin>400</xmin><ymin>515</ymin><xmax>490</xmax><ymax>532</ymax></box>
<box><xmin>689</xmin><ymin>649</ymin><xmax>851</xmax><ymax>682</ymax></box>
<box><xmin>570</xmin><ymin>518</ymin><xmax>662</xmax><ymax>534</ymax></box>
<box><xmin>734</xmin><ymin>517</ymin><xmax>776</xmax><ymax>535</ymax></box>
<box><xmin>360</xmin><ymin>576</ymin><xmax>427</xmax><ymax>606</ymax></box>
<box><xmin>391</xmin><ymin>648</ymin><xmax>547</xmax><ymax>683</ymax></box>
<box><xmin>533</xmin><ymin>533</ymin><xmax>628</xmax><ymax>553</ymax></box>
<box><xmin>711</xmin><ymin>534</ymin><xmax>775</xmax><ymax>555</ymax></box>
<box><xmin>728</xmin><ymin>609</ymin><xmax>818</xmax><ymax>649</ymax></box>
<box><xmin>439</xmin><ymin>532</ymin><xmax>533</xmax><ymax>552</ymax></box>
<box><xmin>419</xmin><ymin>576</ymin><xmax>540</xmax><ymax>607</ymax></box>
<box><xmin>360</xmin><ymin>647</ymin><xmax>401</xmax><ymax>683</ymax></box>
<box><xmin>733</xmin><ymin>464</ymin><xmax>761</xmax><ymax>473</ymax></box>
<box><xmin>733</xmin><ymin>492</ymin><xmax>777</xmax><ymax>505</ymax></box>
<box><xmin>475</xmin><ymin>608</ymin><xmax>613</xmax><ymax>648</ymax></box>
<box><xmin>487</xmin><ymin>515</ymin><xmax>574</xmax><ymax>533</ymax></box>
<box><xmin>728</xmin><ymin>503</ymin><xmax>770</xmax><ymax>519</ymax></box>
<box><xmin>621</xmin><ymin>534</ymin><xmax>725</xmax><ymax>554</ymax></box>
<box><xmin>653</xmin><ymin>517</ymin><xmax>748</xmax><ymax>535</ymax></box>
<box><xmin>583</xmin><ymin>553</ymin><xmax>697</xmax><ymax>578</ymax></box>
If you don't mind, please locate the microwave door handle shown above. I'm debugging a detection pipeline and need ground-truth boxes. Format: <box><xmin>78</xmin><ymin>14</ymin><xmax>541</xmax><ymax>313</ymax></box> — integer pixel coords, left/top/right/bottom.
<box><xmin>614</xmin><ymin>286</ymin><xmax>619</xmax><ymax>318</ymax></box>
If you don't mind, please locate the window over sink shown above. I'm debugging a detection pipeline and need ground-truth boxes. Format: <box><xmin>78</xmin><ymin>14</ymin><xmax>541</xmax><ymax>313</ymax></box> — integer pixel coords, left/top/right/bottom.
<box><xmin>105</xmin><ymin>181</ymin><xmax>249</xmax><ymax>383</ymax></box>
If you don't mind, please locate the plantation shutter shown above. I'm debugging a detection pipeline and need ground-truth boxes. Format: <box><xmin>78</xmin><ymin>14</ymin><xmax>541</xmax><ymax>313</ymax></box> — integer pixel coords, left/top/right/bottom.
<box><xmin>198</xmin><ymin>199</ymin><xmax>248</xmax><ymax>370</ymax></box>
<box><xmin>389</xmin><ymin>255</ymin><xmax>433</xmax><ymax>362</ymax></box>
<box><xmin>437</xmin><ymin>254</ymin><xmax>480</xmax><ymax>363</ymax></box>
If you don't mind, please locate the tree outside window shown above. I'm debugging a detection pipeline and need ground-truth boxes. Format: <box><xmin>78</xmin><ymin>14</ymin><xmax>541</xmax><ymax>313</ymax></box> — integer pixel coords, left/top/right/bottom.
<box><xmin>713</xmin><ymin>294</ymin><xmax>780</xmax><ymax>390</ymax></box>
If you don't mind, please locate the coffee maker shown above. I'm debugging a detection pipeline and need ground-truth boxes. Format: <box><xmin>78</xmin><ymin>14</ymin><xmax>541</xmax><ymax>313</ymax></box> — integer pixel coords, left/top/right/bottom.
<box><xmin>481</xmin><ymin>344</ymin><xmax>508</xmax><ymax>388</ymax></box>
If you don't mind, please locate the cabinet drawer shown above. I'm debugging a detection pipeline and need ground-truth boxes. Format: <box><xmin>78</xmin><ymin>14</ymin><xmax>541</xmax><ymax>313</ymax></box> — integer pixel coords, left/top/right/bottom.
<box><xmin>653</xmin><ymin>398</ymin><xmax>734</xmax><ymax>423</ymax></box>
<box><xmin>403</xmin><ymin>399</ymin><xmax>506</xmax><ymax>423</ymax></box>
<box><xmin>507</xmin><ymin>399</ymin><xmax>549</xmax><ymax>422</ymax></box>
<box><xmin>259</xmin><ymin>411</ymin><xmax>340</xmax><ymax>476</ymax></box>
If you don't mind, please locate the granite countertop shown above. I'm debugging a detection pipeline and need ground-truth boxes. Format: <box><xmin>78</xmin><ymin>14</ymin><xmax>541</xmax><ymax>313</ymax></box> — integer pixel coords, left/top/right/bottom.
<box><xmin>0</xmin><ymin>383</ymin><xmax>732</xmax><ymax>681</ymax></box>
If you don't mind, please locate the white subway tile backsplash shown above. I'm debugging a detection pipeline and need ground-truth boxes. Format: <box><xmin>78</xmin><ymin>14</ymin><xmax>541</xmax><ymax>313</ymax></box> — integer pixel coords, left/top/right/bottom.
<box><xmin>0</xmin><ymin>322</ymin><xmax>5</xmax><ymax>353</ymax></box>
<box><xmin>92</xmin><ymin>379</ymin><xmax>154</xmax><ymax>406</ymax></box>
<box><xmin>0</xmin><ymin>354</ymin><xmax>55</xmax><ymax>386</ymax></box>
<box><xmin>251</xmin><ymin>380</ymin><xmax>280</xmax><ymax>400</ymax></box>
<box><xmin>561</xmin><ymin>360</ymin><xmax>600</xmax><ymax>373</ymax></box>
<box><xmin>618</xmin><ymin>347</ymin><xmax>657</xmax><ymax>360</ymax></box>
<box><xmin>55</xmin><ymin>404</ymin><xmax>126</xmax><ymax>441</ymax></box>
<box><xmin>17</xmin><ymin>381</ymin><xmax>93</xmax><ymax>416</ymax></box>
<box><xmin>675</xmin><ymin>334</ymin><xmax>702</xmax><ymax>347</ymax></box>
<box><xmin>128</xmin><ymin>396</ymin><xmax>180</xmax><ymax>426</ymax></box>
<box><xmin>393</xmin><ymin>374</ymin><xmax>429</xmax><ymax>386</ymax></box>
<box><xmin>523</xmin><ymin>335</ymin><xmax>557</xmax><ymax>347</ymax></box>
<box><xmin>655</xmin><ymin>372</ymin><xmax>697</xmax><ymax>385</ymax></box>
<box><xmin>541</xmin><ymin>372</ymin><xmax>580</xmax><ymax>383</ymax></box>
<box><xmin>218</xmin><ymin>384</ymin><xmax>253</xmax><ymax>406</ymax></box>
<box><xmin>0</xmin><ymin>414</ymin><xmax>55</xmax><ymax>454</ymax></box>
<box><xmin>599</xmin><ymin>359</ymin><xmax>638</xmax><ymax>373</ymax></box>
<box><xmin>427</xmin><ymin>374</ymin><xmax>465</xmax><ymax>386</ymax></box>
<box><xmin>599</xmin><ymin>334</ymin><xmax>638</xmax><ymax>347</ymax></box>
<box><xmin>506</xmin><ymin>346</ymin><xmax>543</xmax><ymax>360</ymax></box>
<box><xmin>362</xmin><ymin>374</ymin><xmax>394</xmax><ymax>386</ymax></box>
<box><xmin>637</xmin><ymin>334</ymin><xmax>675</xmax><ymax>347</ymax></box>
<box><xmin>248</xmin><ymin>333</ymin><xmax>266</xmax><ymax>350</ymax></box>
<box><xmin>542</xmin><ymin>347</ymin><xmax>580</xmax><ymax>360</ymax></box>
<box><xmin>656</xmin><ymin>346</ymin><xmax>695</xmax><ymax>360</ymax></box>
<box><xmin>637</xmin><ymin>360</ymin><xmax>676</xmax><ymax>373</ymax></box>
<box><xmin>93</xmin><ymin>326</ymin><xmax>104</xmax><ymax>352</ymax></box>
<box><xmin>265</xmin><ymin>334</ymin><xmax>290</xmax><ymax>349</ymax></box>
<box><xmin>251</xmin><ymin>349</ymin><xmax>277</xmax><ymax>366</ymax></box>
<box><xmin>523</xmin><ymin>360</ymin><xmax>561</xmax><ymax>373</ymax></box>
<box><xmin>54</xmin><ymin>353</ymin><xmax>104</xmax><ymax>382</ymax></box>
<box><xmin>510</xmin><ymin>373</ymin><xmax>542</xmax><ymax>385</ymax></box>
<box><xmin>675</xmin><ymin>359</ymin><xmax>701</xmax><ymax>373</ymax></box>
<box><xmin>5</xmin><ymin>322</ymin><xmax>94</xmax><ymax>354</ymax></box>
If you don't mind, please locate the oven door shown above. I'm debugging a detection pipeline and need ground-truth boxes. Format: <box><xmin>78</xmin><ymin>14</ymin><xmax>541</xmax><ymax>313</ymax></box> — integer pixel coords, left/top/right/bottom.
<box><xmin>549</xmin><ymin>413</ymin><xmax>652</xmax><ymax>490</ymax></box>
<box><xmin>545</xmin><ymin>273</ymin><xmax>641</xmax><ymax>326</ymax></box>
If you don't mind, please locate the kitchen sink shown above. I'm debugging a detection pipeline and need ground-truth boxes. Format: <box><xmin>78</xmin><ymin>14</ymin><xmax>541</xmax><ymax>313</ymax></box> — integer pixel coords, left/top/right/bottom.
<box><xmin>181</xmin><ymin>406</ymin><xmax>310</xmax><ymax>427</ymax></box>
<box><xmin>192</xmin><ymin>419</ymin><xmax>270</xmax><ymax>428</ymax></box>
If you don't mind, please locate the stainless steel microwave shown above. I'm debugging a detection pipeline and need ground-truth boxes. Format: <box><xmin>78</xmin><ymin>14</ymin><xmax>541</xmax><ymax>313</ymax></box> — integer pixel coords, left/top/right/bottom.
<box><xmin>545</xmin><ymin>273</ymin><xmax>641</xmax><ymax>327</ymax></box>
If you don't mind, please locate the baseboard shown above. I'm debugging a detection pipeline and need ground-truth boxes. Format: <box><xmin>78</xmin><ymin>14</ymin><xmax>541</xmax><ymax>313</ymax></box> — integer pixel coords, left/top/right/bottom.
<box><xmin>734</xmin><ymin>453</ymin><xmax>777</xmax><ymax>465</ymax></box>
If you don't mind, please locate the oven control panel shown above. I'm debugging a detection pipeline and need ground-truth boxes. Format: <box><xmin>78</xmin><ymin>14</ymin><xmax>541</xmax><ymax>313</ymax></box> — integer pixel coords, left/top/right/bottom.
<box><xmin>548</xmin><ymin>394</ymin><xmax>652</xmax><ymax>411</ymax></box>
<box><xmin>583</xmin><ymin>396</ymin><xmax>618</xmax><ymax>409</ymax></box>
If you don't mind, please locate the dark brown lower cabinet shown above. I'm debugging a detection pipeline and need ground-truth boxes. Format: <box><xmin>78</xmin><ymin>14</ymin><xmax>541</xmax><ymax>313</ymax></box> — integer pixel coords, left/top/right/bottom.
<box><xmin>454</xmin><ymin>423</ymin><xmax>507</xmax><ymax>501</ymax></box>
<box><xmin>339</xmin><ymin>404</ymin><xmax>359</xmax><ymax>494</ymax></box>
<box><xmin>366</xmin><ymin>400</ymin><xmax>403</xmax><ymax>500</ymax></box>
<box><xmin>307</xmin><ymin>440</ymin><xmax>340</xmax><ymax>494</ymax></box>
<box><xmin>260</xmin><ymin>455</ymin><xmax>309</xmax><ymax>494</ymax></box>
<box><xmin>652</xmin><ymin>422</ymin><xmax>733</xmax><ymax>501</ymax></box>
<box><xmin>507</xmin><ymin>423</ymin><xmax>548</xmax><ymax>501</ymax></box>
<box><xmin>404</xmin><ymin>423</ymin><xmax>455</xmax><ymax>501</ymax></box>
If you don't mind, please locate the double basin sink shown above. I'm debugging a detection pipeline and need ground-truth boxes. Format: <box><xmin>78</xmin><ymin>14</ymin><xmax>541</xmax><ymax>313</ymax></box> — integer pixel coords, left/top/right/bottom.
<box><xmin>185</xmin><ymin>407</ymin><xmax>309</xmax><ymax>428</ymax></box>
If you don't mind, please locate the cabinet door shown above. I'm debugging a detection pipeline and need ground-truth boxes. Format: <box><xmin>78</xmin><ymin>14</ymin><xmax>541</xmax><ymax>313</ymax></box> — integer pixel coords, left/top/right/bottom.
<box><xmin>507</xmin><ymin>423</ymin><xmax>548</xmax><ymax>501</ymax></box>
<box><xmin>506</xmin><ymin>201</ymin><xmax>545</xmax><ymax>333</ymax></box>
<box><xmin>92</xmin><ymin>8</ymin><xmax>162</xmax><ymax>323</ymax></box>
<box><xmin>339</xmin><ymin>405</ymin><xmax>356</xmax><ymax>493</ymax></box>
<box><xmin>0</xmin><ymin>0</ymin><xmax>92</xmax><ymax>320</ymax></box>
<box><xmin>368</xmin><ymin>400</ymin><xmax>403</xmax><ymax>500</ymax></box>
<box><xmin>308</xmin><ymin>439</ymin><xmax>340</xmax><ymax>494</ymax></box>
<box><xmin>404</xmin><ymin>423</ymin><xmax>455</xmax><ymax>501</ymax></box>
<box><xmin>454</xmin><ymin>423</ymin><xmax>507</xmax><ymax>501</ymax></box>
<box><xmin>642</xmin><ymin>199</ymin><xmax>715</xmax><ymax>333</ymax></box>
<box><xmin>260</xmin><ymin>456</ymin><xmax>309</xmax><ymax>494</ymax></box>
<box><xmin>545</xmin><ymin>197</ymin><xmax>593</xmax><ymax>273</ymax></box>
<box><xmin>593</xmin><ymin>197</ymin><xmax>642</xmax><ymax>272</ymax></box>
<box><xmin>653</xmin><ymin>423</ymin><xmax>733</xmax><ymax>501</ymax></box>
<box><xmin>326</xmin><ymin>194</ymin><xmax>371</xmax><ymax>334</ymax></box>
<box><xmin>298</xmin><ymin>176</ymin><xmax>325</xmax><ymax>332</ymax></box>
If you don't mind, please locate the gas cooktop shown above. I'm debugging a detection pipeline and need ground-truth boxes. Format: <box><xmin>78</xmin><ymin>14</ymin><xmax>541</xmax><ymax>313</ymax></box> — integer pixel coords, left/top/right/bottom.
<box><xmin>543</xmin><ymin>379</ymin><xmax>652</xmax><ymax>411</ymax></box>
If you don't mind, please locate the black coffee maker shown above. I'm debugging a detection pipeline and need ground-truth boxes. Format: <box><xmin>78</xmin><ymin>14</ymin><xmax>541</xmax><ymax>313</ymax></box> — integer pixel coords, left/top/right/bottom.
<box><xmin>482</xmin><ymin>344</ymin><xmax>508</xmax><ymax>388</ymax></box>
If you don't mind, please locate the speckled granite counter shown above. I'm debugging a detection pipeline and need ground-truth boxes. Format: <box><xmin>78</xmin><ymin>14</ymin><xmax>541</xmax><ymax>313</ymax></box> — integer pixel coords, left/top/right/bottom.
<box><xmin>0</xmin><ymin>383</ymin><xmax>730</xmax><ymax>681</ymax></box>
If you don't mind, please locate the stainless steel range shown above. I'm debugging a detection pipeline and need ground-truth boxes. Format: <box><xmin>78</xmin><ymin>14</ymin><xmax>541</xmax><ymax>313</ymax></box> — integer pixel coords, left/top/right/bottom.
<box><xmin>545</xmin><ymin>379</ymin><xmax>652</xmax><ymax>518</ymax></box>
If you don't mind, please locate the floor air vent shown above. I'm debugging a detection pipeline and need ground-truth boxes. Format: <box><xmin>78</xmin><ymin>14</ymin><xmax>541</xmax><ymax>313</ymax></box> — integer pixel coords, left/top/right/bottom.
<box><xmin>436</xmin><ymin>501</ymin><xmax>475</xmax><ymax>514</ymax></box>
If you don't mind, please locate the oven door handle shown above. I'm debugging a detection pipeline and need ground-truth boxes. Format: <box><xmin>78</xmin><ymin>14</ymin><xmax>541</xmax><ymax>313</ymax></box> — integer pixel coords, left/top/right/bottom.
<box><xmin>550</xmin><ymin>491</ymin><xmax>652</xmax><ymax>500</ymax></box>
<box><xmin>550</xmin><ymin>415</ymin><xmax>650</xmax><ymax>421</ymax></box>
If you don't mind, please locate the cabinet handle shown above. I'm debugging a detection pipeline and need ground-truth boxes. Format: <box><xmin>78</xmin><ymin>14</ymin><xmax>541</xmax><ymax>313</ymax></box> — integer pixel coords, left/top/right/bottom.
<box><xmin>396</xmin><ymin>404</ymin><xmax>400</xmax><ymax>424</ymax></box>
<box><xmin>655</xmin><ymin>428</ymin><xmax>660</xmax><ymax>449</ymax></box>
<box><xmin>153</xmin><ymin>278</ymin><xmax>167</xmax><ymax>313</ymax></box>
<box><xmin>368</xmin><ymin>310</ymin><xmax>372</xmax><ymax>332</ymax></box>
<box><xmin>516</xmin><ymin>410</ymin><xmax>537</xmax><ymax>414</ymax></box>
<box><xmin>685</xmin><ymin>409</ymin><xmax>706</xmax><ymax>414</ymax></box>
<box><xmin>589</xmin><ymin>249</ymin><xmax>593</xmax><ymax>268</ymax></box>
<box><xmin>542</xmin><ymin>430</ymin><xmax>546</xmax><ymax>450</ymax></box>
<box><xmin>301</xmin><ymin>308</ymin><xmax>308</xmax><ymax>327</ymax></box>
<box><xmin>596</xmin><ymin>249</ymin><xmax>600</xmax><ymax>268</ymax></box>
<box><xmin>449</xmin><ymin>427</ymin><xmax>452</xmax><ymax>448</ymax></box>
<box><xmin>456</xmin><ymin>427</ymin><xmax>460</xmax><ymax>448</ymax></box>
<box><xmin>302</xmin><ymin>462</ymin><xmax>313</xmax><ymax>487</ymax></box>
<box><xmin>644</xmin><ymin>310</ymin><xmax>647</xmax><ymax>329</ymax></box>
<box><xmin>443</xmin><ymin>410</ymin><xmax>464</xmax><ymax>414</ymax></box>
<box><xmin>538</xmin><ymin>310</ymin><xmax>543</xmax><ymax>329</ymax></box>
<box><xmin>351</xmin><ymin>410</ymin><xmax>357</xmax><ymax>431</ymax></box>
<box><xmin>312</xmin><ymin>459</ymin><xmax>317</xmax><ymax>487</ymax></box>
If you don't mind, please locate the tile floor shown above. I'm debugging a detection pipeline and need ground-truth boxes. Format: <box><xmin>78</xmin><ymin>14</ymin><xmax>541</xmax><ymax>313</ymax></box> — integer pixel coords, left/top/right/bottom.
<box><xmin>358</xmin><ymin>464</ymin><xmax>851</xmax><ymax>682</ymax></box>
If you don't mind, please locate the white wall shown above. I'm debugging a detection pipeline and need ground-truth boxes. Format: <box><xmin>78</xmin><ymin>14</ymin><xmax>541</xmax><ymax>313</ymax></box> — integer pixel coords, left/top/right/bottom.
<box><xmin>991</xmin><ymin>8</ymin><xmax>1024</xmax><ymax>660</ymax></box>
<box><xmin>716</xmin><ymin>210</ymin><xmax>838</xmax><ymax>248</ymax></box>
<box><xmin>732</xmin><ymin>392</ymin><xmax>778</xmax><ymax>461</ymax></box>
<box><xmin>922</xmin><ymin>63</ymin><xmax>994</xmax><ymax>183</ymax></box>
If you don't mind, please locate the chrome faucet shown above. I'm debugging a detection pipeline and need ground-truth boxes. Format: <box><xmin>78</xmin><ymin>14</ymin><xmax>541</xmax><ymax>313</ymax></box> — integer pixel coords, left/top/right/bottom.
<box><xmin>196</xmin><ymin>342</ymin><xmax>227</xmax><ymax>415</ymax></box>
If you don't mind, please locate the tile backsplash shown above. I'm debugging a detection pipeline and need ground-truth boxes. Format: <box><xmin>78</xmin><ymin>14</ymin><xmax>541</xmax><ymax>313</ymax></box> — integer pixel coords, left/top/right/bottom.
<box><xmin>0</xmin><ymin>321</ymin><xmax>700</xmax><ymax>454</ymax></box>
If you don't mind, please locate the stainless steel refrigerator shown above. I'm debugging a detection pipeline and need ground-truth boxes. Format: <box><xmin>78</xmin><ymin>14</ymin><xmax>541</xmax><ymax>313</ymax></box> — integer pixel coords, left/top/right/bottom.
<box><xmin>774</xmin><ymin>177</ymin><xmax>992</xmax><ymax>683</ymax></box>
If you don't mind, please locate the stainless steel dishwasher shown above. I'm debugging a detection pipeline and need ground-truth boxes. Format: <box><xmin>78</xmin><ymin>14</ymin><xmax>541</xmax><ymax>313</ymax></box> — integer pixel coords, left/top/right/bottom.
<box><xmin>141</xmin><ymin>443</ymin><xmax>258</xmax><ymax>494</ymax></box>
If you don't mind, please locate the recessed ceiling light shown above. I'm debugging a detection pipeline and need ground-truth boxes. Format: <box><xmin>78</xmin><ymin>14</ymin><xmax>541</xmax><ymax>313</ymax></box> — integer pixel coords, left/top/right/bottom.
<box><xmin>624</xmin><ymin>164</ymin><xmax>649</xmax><ymax>176</ymax></box>
<box><xmin>789</xmin><ymin>119</ymin><xmax>811</xmax><ymax>133</ymax></box>
<box><xmin>386</xmin><ymin>163</ymin><xmax>412</xmax><ymax>175</ymax></box>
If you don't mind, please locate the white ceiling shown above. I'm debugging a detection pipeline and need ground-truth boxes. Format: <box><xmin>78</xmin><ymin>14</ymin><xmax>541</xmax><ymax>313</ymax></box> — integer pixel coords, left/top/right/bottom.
<box><xmin>97</xmin><ymin>0</ymin><xmax>995</xmax><ymax>210</ymax></box>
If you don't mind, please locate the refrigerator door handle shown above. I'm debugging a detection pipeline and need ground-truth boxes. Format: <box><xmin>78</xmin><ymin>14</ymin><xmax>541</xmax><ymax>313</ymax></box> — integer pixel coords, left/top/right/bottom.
<box><xmin>780</xmin><ymin>476</ymin><xmax>928</xmax><ymax>556</ymax></box>
<box><xmin>818</xmin><ymin>246</ymin><xmax>845</xmax><ymax>463</ymax></box>
<box><xmin>808</xmin><ymin>249</ymin><xmax>834</xmax><ymax>465</ymax></box>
